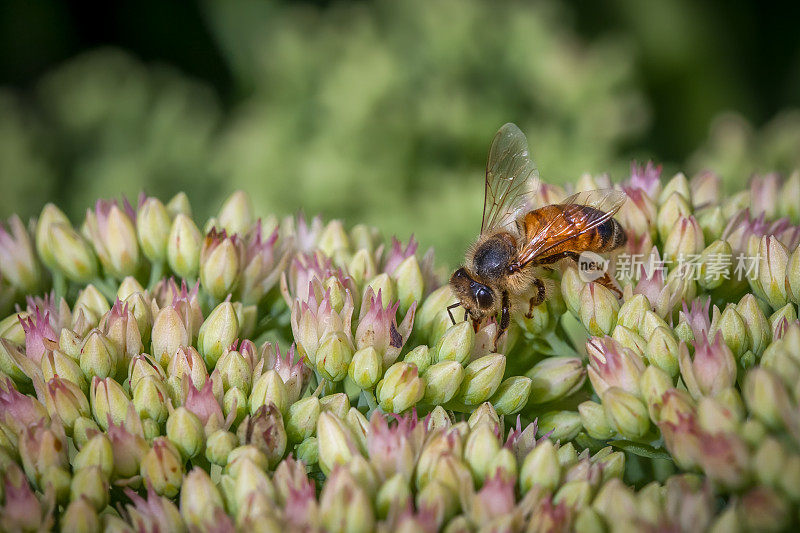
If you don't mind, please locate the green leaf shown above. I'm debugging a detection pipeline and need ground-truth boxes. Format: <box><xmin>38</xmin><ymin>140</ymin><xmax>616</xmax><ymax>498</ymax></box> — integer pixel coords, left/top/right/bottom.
<box><xmin>609</xmin><ymin>440</ymin><xmax>673</xmax><ymax>461</ymax></box>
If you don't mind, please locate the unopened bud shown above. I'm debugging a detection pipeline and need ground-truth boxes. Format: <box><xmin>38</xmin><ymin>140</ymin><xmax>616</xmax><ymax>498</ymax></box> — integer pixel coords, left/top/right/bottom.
<box><xmin>167</xmin><ymin>214</ymin><xmax>202</xmax><ymax>279</ymax></box>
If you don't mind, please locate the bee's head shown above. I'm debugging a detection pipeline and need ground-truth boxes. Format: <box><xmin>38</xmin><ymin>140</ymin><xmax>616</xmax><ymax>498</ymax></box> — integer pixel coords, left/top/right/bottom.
<box><xmin>449</xmin><ymin>267</ymin><xmax>496</xmax><ymax>323</ymax></box>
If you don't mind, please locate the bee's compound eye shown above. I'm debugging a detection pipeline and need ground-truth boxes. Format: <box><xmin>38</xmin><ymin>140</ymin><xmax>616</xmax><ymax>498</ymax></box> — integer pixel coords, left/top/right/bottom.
<box><xmin>474</xmin><ymin>286</ymin><xmax>493</xmax><ymax>309</ymax></box>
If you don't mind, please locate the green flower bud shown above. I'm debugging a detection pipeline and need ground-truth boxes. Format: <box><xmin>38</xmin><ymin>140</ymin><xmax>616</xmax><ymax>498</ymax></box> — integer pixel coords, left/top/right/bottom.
<box><xmin>490</xmin><ymin>376</ymin><xmax>532</xmax><ymax>415</ymax></box>
<box><xmin>417</xmin><ymin>286</ymin><xmax>458</xmax><ymax>341</ymax></box>
<box><xmin>657</xmin><ymin>191</ymin><xmax>692</xmax><ymax>243</ymax></box>
<box><xmin>519</xmin><ymin>440</ymin><xmax>560</xmax><ymax>492</ymax></box>
<box><xmin>487</xmin><ymin>447</ymin><xmax>517</xmax><ymax>483</ymax></box>
<box><xmin>62</xmin><ymin>499</ymin><xmax>103</xmax><ymax>533</ymax></box>
<box><xmin>713</xmin><ymin>305</ymin><xmax>748</xmax><ymax>357</ymax></box>
<box><xmin>42</xmin><ymin>349</ymin><xmax>87</xmax><ymax>393</ymax></box>
<box><xmin>249</xmin><ymin>369</ymin><xmax>288</xmax><ymax>416</ymax></box>
<box><xmin>593</xmin><ymin>449</ymin><xmax>625</xmax><ymax>482</ymax></box>
<box><xmin>74</xmin><ymin>285</ymin><xmax>110</xmax><ymax>323</ymax></box>
<box><xmin>769</xmin><ymin>303</ymin><xmax>797</xmax><ymax>339</ymax></box>
<box><xmin>611</xmin><ymin>325</ymin><xmax>646</xmax><ymax>357</ymax></box>
<box><xmin>200</xmin><ymin>229</ymin><xmax>242</xmax><ymax>300</ymax></box>
<box><xmin>573</xmin><ymin>507</ymin><xmax>605</xmax><ymax>533</ymax></box>
<box><xmin>217</xmin><ymin>190</ymin><xmax>254</xmax><ymax>236</ymax></box>
<box><xmin>348</xmin><ymin>346</ymin><xmax>382</xmax><ymax>389</ymax></box>
<box><xmin>223</xmin><ymin>386</ymin><xmax>248</xmax><ymax>427</ymax></box>
<box><xmin>660</xmin><ymin>172</ymin><xmax>691</xmax><ymax>204</ymax></box>
<box><xmin>35</xmin><ymin>204</ymin><xmax>70</xmax><ymax>267</ymax></box>
<box><xmin>579</xmin><ymin>283</ymin><xmax>619</xmax><ymax>336</ymax></box>
<box><xmin>403</xmin><ymin>345</ymin><xmax>432</xmax><ymax>374</ymax></box>
<box><xmin>376</xmin><ymin>474</ymin><xmax>412</xmax><ymax>519</ymax></box>
<box><xmin>0</xmin><ymin>311</ymin><xmax>27</xmax><ymax>344</ymax></box>
<box><xmin>756</xmin><ymin>235</ymin><xmax>790</xmax><ymax>308</ymax></box>
<box><xmin>70</xmin><ymin>466</ymin><xmax>108</xmax><ymax>510</ymax></box>
<box><xmin>426</xmin><ymin>405</ymin><xmax>453</xmax><ymax>433</ymax></box>
<box><xmin>752</xmin><ymin>437</ymin><xmax>785</xmax><ymax>488</ymax></box>
<box><xmin>616</xmin><ymin>294</ymin><xmax>650</xmax><ymax>333</ymax></box>
<box><xmin>216</xmin><ymin>349</ymin><xmax>252</xmax><ymax>394</ymax></box>
<box><xmin>734</xmin><ymin>295</ymin><xmax>769</xmax><ymax>356</ymax></box>
<box><xmin>464</xmin><ymin>422</ymin><xmax>501</xmax><ymax>484</ymax></box>
<box><xmin>225</xmin><ymin>445</ymin><xmax>269</xmax><ymax>478</ymax></box>
<box><xmin>602</xmin><ymin>387</ymin><xmax>650</xmax><ymax>439</ymax></box>
<box><xmin>166</xmin><ymin>214</ymin><xmax>202</xmax><ymax>279</ymax></box>
<box><xmin>643</xmin><ymin>326</ymin><xmax>679</xmax><ymax>378</ymax></box>
<box><xmin>319</xmin><ymin>468</ymin><xmax>375</xmax><ymax>533</ymax></box>
<box><xmin>132</xmin><ymin>374</ymin><xmax>169</xmax><ymax>425</ymax></box>
<box><xmin>348</xmin><ymin>249</ymin><xmax>377</xmax><ymax>286</ymax></box>
<box><xmin>456</xmin><ymin>354</ymin><xmax>505</xmax><ymax>406</ymax></box>
<box><xmin>663</xmin><ymin>215</ymin><xmax>704</xmax><ymax>263</ymax></box>
<box><xmin>393</xmin><ymin>255</ymin><xmax>424</xmax><ymax>315</ymax></box>
<box><xmin>150</xmin><ymin>307</ymin><xmax>190</xmax><ymax>368</ymax></box>
<box><xmin>197</xmin><ymin>301</ymin><xmax>239</xmax><ymax>369</ymax></box>
<box><xmin>423</xmin><ymin>361</ymin><xmax>464</xmax><ymax>405</ymax></box>
<box><xmin>46</xmin><ymin>222</ymin><xmax>99</xmax><ymax>282</ymax></box>
<box><xmin>317</xmin><ymin>411</ymin><xmax>358</xmax><ymax>475</ymax></box>
<box><xmin>639</xmin><ymin>365</ymin><xmax>674</xmax><ymax>423</ymax></box>
<box><xmin>639</xmin><ymin>310</ymin><xmax>671</xmax><ymax>340</ymax></box>
<box><xmin>696</xmin><ymin>206</ymin><xmax>727</xmax><ymax>244</ymax></box>
<box><xmin>166</xmin><ymin>406</ymin><xmax>205</xmax><ymax>460</ymax></box>
<box><xmin>80</xmin><ymin>329</ymin><xmax>119</xmax><ymax>381</ymax></box>
<box><xmin>296</xmin><ymin>436</ymin><xmax>319</xmax><ymax>466</ymax></box>
<box><xmin>85</xmin><ymin>202</ymin><xmax>141</xmax><ymax>279</ymax></box>
<box><xmin>696</xmin><ymin>240</ymin><xmax>733</xmax><ymax>290</ymax></box>
<box><xmin>90</xmin><ymin>376</ymin><xmax>132</xmax><ymax>430</ymax></box>
<box><xmin>557</xmin><ymin>442</ymin><xmax>578</xmax><ymax>470</ymax></box>
<box><xmin>527</xmin><ymin>356</ymin><xmax>585</xmax><ymax>404</ymax></box>
<box><xmin>318</xmin><ymin>219</ymin><xmax>350</xmax><ymax>258</ymax></box>
<box><xmin>517</xmin><ymin>299</ymin><xmax>551</xmax><ymax>336</ymax></box>
<box><xmin>140</xmin><ymin>437</ymin><xmax>184</xmax><ymax>498</ymax></box>
<box><xmin>43</xmin><ymin>377</ymin><xmax>90</xmax><ymax>434</ymax></box>
<box><xmin>377</xmin><ymin>361</ymin><xmax>425</xmax><ymax>413</ymax></box>
<box><xmin>180</xmin><ymin>467</ymin><xmax>227</xmax><ymax>530</ymax></box>
<box><xmin>0</xmin><ymin>214</ymin><xmax>43</xmax><ymax>293</ymax></box>
<box><xmin>743</xmin><ymin>367</ymin><xmax>790</xmax><ymax>430</ymax></box>
<box><xmin>314</xmin><ymin>331</ymin><xmax>352</xmax><ymax>382</ymax></box>
<box><xmin>578</xmin><ymin>401</ymin><xmax>614</xmax><ymax>440</ymax></box>
<box><xmin>537</xmin><ymin>411</ymin><xmax>582</xmax><ymax>442</ymax></box>
<box><xmin>55</xmin><ymin>327</ymin><xmax>82</xmax><ymax>361</ymax></box>
<box><xmin>560</xmin><ymin>265</ymin><xmax>584</xmax><ymax>317</ymax></box>
<box><xmin>554</xmin><ymin>480</ymin><xmax>593</xmax><ymax>510</ymax></box>
<box><xmin>364</xmin><ymin>273</ymin><xmax>395</xmax><ymax>306</ymax></box>
<box><xmin>73</xmin><ymin>433</ymin><xmax>114</xmax><ymax>478</ymax></box>
<box><xmin>418</xmin><ymin>481</ymin><xmax>458</xmax><ymax>529</ymax></box>
<box><xmin>287</xmin><ymin>396</ymin><xmax>321</xmax><ymax>443</ymax></box>
<box><xmin>435</xmin><ymin>321</ymin><xmax>474</xmax><ymax>365</ymax></box>
<box><xmin>205</xmin><ymin>430</ymin><xmax>237</xmax><ymax>466</ymax></box>
<box><xmin>72</xmin><ymin>416</ymin><xmax>101</xmax><ymax>450</ymax></box>
<box><xmin>135</xmin><ymin>198</ymin><xmax>172</xmax><ymax>262</ymax></box>
<box><xmin>163</xmin><ymin>191</ymin><xmax>190</xmax><ymax>218</ymax></box>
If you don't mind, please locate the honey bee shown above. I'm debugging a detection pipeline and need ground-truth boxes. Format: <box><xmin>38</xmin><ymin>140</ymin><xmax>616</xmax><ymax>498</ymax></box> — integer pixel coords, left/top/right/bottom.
<box><xmin>449</xmin><ymin>123</ymin><xmax>627</xmax><ymax>345</ymax></box>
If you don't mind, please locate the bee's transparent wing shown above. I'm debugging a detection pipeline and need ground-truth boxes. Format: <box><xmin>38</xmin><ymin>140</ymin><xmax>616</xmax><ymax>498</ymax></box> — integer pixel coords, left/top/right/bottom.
<box><xmin>516</xmin><ymin>189</ymin><xmax>627</xmax><ymax>267</ymax></box>
<box><xmin>481</xmin><ymin>123</ymin><xmax>540</xmax><ymax>233</ymax></box>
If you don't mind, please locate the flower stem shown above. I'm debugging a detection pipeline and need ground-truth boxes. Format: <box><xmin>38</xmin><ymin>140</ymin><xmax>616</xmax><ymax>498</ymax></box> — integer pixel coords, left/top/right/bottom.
<box><xmin>52</xmin><ymin>271</ymin><xmax>67</xmax><ymax>302</ymax></box>
<box><xmin>147</xmin><ymin>260</ymin><xmax>164</xmax><ymax>290</ymax></box>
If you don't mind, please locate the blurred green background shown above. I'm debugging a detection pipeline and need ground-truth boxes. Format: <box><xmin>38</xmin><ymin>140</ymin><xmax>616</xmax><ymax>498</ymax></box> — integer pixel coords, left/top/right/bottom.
<box><xmin>1</xmin><ymin>0</ymin><xmax>799</xmax><ymax>265</ymax></box>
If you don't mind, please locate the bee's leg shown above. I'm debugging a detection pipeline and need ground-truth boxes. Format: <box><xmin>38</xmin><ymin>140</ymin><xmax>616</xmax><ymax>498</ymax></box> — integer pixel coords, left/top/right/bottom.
<box><xmin>463</xmin><ymin>309</ymin><xmax>468</xmax><ymax>322</ymax></box>
<box><xmin>494</xmin><ymin>291</ymin><xmax>510</xmax><ymax>351</ymax></box>
<box><xmin>526</xmin><ymin>278</ymin><xmax>547</xmax><ymax>318</ymax></box>
<box><xmin>595</xmin><ymin>272</ymin><xmax>622</xmax><ymax>298</ymax></box>
<box><xmin>447</xmin><ymin>303</ymin><xmax>460</xmax><ymax>325</ymax></box>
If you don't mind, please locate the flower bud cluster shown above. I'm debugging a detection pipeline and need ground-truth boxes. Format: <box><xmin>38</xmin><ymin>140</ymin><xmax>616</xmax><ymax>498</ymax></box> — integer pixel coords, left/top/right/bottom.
<box><xmin>0</xmin><ymin>172</ymin><xmax>797</xmax><ymax>530</ymax></box>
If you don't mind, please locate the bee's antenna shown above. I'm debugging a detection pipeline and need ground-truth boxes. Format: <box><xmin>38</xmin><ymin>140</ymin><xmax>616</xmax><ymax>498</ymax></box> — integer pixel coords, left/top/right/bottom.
<box><xmin>446</xmin><ymin>303</ymin><xmax>461</xmax><ymax>325</ymax></box>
